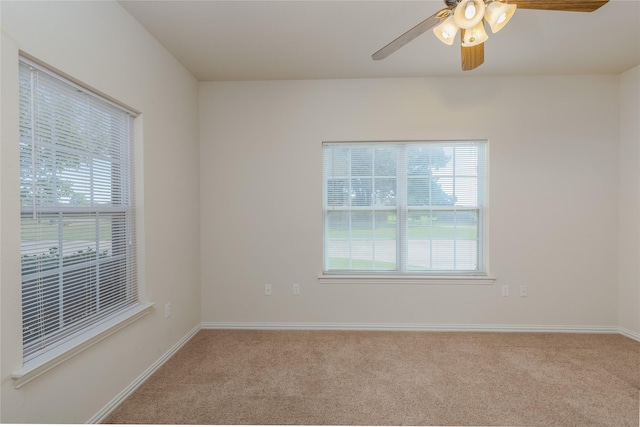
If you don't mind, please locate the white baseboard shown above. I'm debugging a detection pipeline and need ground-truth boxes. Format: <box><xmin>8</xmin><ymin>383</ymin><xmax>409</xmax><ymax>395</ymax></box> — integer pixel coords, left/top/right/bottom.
<box><xmin>619</xmin><ymin>327</ymin><xmax>640</xmax><ymax>342</ymax></box>
<box><xmin>87</xmin><ymin>323</ymin><xmax>201</xmax><ymax>424</ymax></box>
<box><xmin>201</xmin><ymin>321</ymin><xmax>622</xmax><ymax>335</ymax></box>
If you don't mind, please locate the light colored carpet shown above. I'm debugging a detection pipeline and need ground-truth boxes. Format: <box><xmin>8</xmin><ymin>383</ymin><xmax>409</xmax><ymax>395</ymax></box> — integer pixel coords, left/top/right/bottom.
<box><xmin>104</xmin><ymin>330</ymin><xmax>640</xmax><ymax>425</ymax></box>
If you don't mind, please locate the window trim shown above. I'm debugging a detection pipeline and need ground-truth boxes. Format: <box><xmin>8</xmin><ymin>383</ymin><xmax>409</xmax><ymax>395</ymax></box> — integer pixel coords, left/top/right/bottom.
<box><xmin>12</xmin><ymin>302</ymin><xmax>154</xmax><ymax>389</ymax></box>
<box><xmin>317</xmin><ymin>275</ymin><xmax>496</xmax><ymax>286</ymax></box>
<box><xmin>322</xmin><ymin>140</ymin><xmax>489</xmax><ymax>278</ymax></box>
<box><xmin>19</xmin><ymin>52</ymin><xmax>139</xmax><ymax>117</ymax></box>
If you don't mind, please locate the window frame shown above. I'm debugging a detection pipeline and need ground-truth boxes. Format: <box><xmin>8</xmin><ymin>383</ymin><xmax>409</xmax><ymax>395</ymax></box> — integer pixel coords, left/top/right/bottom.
<box><xmin>320</xmin><ymin>140</ymin><xmax>494</xmax><ymax>285</ymax></box>
<box><xmin>17</xmin><ymin>55</ymin><xmax>147</xmax><ymax>367</ymax></box>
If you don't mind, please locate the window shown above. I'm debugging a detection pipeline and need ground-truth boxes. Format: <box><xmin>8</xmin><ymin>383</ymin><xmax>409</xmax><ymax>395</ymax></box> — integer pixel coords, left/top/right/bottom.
<box><xmin>322</xmin><ymin>141</ymin><xmax>487</xmax><ymax>277</ymax></box>
<box><xmin>19</xmin><ymin>58</ymin><xmax>138</xmax><ymax>361</ymax></box>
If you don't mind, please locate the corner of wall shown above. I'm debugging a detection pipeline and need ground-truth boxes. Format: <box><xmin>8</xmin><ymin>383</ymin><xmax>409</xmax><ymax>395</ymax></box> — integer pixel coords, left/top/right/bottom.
<box><xmin>618</xmin><ymin>65</ymin><xmax>640</xmax><ymax>335</ymax></box>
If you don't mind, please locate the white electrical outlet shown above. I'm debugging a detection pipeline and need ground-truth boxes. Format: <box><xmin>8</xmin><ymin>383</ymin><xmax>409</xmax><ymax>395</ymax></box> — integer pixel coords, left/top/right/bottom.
<box><xmin>520</xmin><ymin>286</ymin><xmax>528</xmax><ymax>297</ymax></box>
<box><xmin>501</xmin><ymin>285</ymin><xmax>509</xmax><ymax>297</ymax></box>
<box><xmin>165</xmin><ymin>303</ymin><xmax>171</xmax><ymax>318</ymax></box>
<box><xmin>265</xmin><ymin>284</ymin><xmax>272</xmax><ymax>296</ymax></box>
<box><xmin>293</xmin><ymin>283</ymin><xmax>300</xmax><ymax>296</ymax></box>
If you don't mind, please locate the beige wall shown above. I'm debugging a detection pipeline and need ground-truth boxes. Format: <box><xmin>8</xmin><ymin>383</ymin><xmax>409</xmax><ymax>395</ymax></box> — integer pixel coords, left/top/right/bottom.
<box><xmin>199</xmin><ymin>76</ymin><xmax>621</xmax><ymax>328</ymax></box>
<box><xmin>618</xmin><ymin>65</ymin><xmax>640</xmax><ymax>335</ymax></box>
<box><xmin>0</xmin><ymin>1</ymin><xmax>200</xmax><ymax>422</ymax></box>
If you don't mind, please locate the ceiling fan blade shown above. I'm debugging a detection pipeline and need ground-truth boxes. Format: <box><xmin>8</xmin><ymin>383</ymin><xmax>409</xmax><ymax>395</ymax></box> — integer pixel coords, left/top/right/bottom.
<box><xmin>512</xmin><ymin>0</ymin><xmax>609</xmax><ymax>12</ymax></box>
<box><xmin>461</xmin><ymin>34</ymin><xmax>484</xmax><ymax>71</ymax></box>
<box><xmin>372</xmin><ymin>8</ymin><xmax>452</xmax><ymax>61</ymax></box>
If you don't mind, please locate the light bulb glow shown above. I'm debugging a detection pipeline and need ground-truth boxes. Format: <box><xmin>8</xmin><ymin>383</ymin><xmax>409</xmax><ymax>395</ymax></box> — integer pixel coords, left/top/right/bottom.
<box><xmin>465</xmin><ymin>3</ymin><xmax>476</xmax><ymax>19</ymax></box>
<box><xmin>497</xmin><ymin>13</ymin><xmax>506</xmax><ymax>24</ymax></box>
<box><xmin>453</xmin><ymin>0</ymin><xmax>486</xmax><ymax>29</ymax></box>
<box><xmin>433</xmin><ymin>15</ymin><xmax>459</xmax><ymax>46</ymax></box>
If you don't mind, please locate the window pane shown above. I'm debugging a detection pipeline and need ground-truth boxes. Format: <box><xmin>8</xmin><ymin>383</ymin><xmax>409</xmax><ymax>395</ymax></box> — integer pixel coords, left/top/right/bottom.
<box><xmin>374</xmin><ymin>147</ymin><xmax>396</xmax><ymax>176</ymax></box>
<box><xmin>453</xmin><ymin>177</ymin><xmax>478</xmax><ymax>207</ymax></box>
<box><xmin>325</xmin><ymin>210</ymin><xmax>397</xmax><ymax>271</ymax></box>
<box><xmin>455</xmin><ymin>241</ymin><xmax>479</xmax><ymax>270</ymax></box>
<box><xmin>432</xmin><ymin>177</ymin><xmax>455</xmax><ymax>206</ymax></box>
<box><xmin>408</xmin><ymin>145</ymin><xmax>452</xmax><ymax>176</ymax></box>
<box><xmin>375</xmin><ymin>212</ymin><xmax>396</xmax><ymax>239</ymax></box>
<box><xmin>324</xmin><ymin>146</ymin><xmax>350</xmax><ymax>176</ymax></box>
<box><xmin>326</xmin><ymin>211</ymin><xmax>349</xmax><ymax>239</ymax></box>
<box><xmin>431</xmin><ymin>147</ymin><xmax>454</xmax><ymax>176</ymax></box>
<box><xmin>326</xmin><ymin>241</ymin><xmax>351</xmax><ymax>270</ymax></box>
<box><xmin>430</xmin><ymin>240</ymin><xmax>455</xmax><ymax>270</ymax></box>
<box><xmin>19</xmin><ymin>140</ymin><xmax>34</xmax><ymax>206</ymax></box>
<box><xmin>93</xmin><ymin>159</ymin><xmax>116</xmax><ymax>205</ymax></box>
<box><xmin>374</xmin><ymin>178</ymin><xmax>396</xmax><ymax>207</ymax></box>
<box><xmin>351</xmin><ymin>147</ymin><xmax>372</xmax><ymax>176</ymax></box>
<box><xmin>104</xmin><ymin>212</ymin><xmax>127</xmax><ymax>257</ymax></box>
<box><xmin>351</xmin><ymin>241</ymin><xmax>374</xmax><ymax>270</ymax></box>
<box><xmin>63</xmin><ymin>267</ymin><xmax>98</xmax><ymax>325</ymax></box>
<box><xmin>22</xmin><ymin>273</ymin><xmax>61</xmax><ymax>350</ymax></box>
<box><xmin>373</xmin><ymin>212</ymin><xmax>396</xmax><ymax>270</ymax></box>
<box><xmin>57</xmin><ymin>152</ymin><xmax>92</xmax><ymax>205</ymax></box>
<box><xmin>407</xmin><ymin>240</ymin><xmax>431</xmax><ymax>270</ymax></box>
<box><xmin>99</xmin><ymin>258</ymin><xmax>129</xmax><ymax>310</ymax></box>
<box><xmin>327</xmin><ymin>179</ymin><xmax>349</xmax><ymax>207</ymax></box>
<box><xmin>408</xmin><ymin>211</ymin><xmax>433</xmax><ymax>239</ymax></box>
<box><xmin>30</xmin><ymin>146</ymin><xmax>57</xmax><ymax>206</ymax></box>
<box><xmin>325</xmin><ymin>210</ymin><xmax>354</xmax><ymax>269</ymax></box>
<box><xmin>351</xmin><ymin>178</ymin><xmax>372</xmax><ymax>207</ymax></box>
<box><xmin>407</xmin><ymin>146</ymin><xmax>431</xmax><ymax>176</ymax></box>
<box><xmin>454</xmin><ymin>146</ymin><xmax>479</xmax><ymax>176</ymax></box>
<box><xmin>407</xmin><ymin>210</ymin><xmax>479</xmax><ymax>271</ymax></box>
<box><xmin>407</xmin><ymin>178</ymin><xmax>429</xmax><ymax>207</ymax></box>
<box><xmin>351</xmin><ymin>211</ymin><xmax>373</xmax><ymax>238</ymax></box>
<box><xmin>21</xmin><ymin>214</ymin><xmax>61</xmax><ymax>275</ymax></box>
<box><xmin>407</xmin><ymin>177</ymin><xmax>456</xmax><ymax>207</ymax></box>
<box><xmin>455</xmin><ymin>211</ymin><xmax>478</xmax><ymax>239</ymax></box>
<box><xmin>62</xmin><ymin>214</ymin><xmax>98</xmax><ymax>267</ymax></box>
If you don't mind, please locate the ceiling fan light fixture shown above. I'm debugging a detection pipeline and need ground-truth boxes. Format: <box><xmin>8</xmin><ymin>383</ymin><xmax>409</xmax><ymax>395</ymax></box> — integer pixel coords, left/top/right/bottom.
<box><xmin>485</xmin><ymin>1</ymin><xmax>517</xmax><ymax>33</ymax></box>
<box><xmin>433</xmin><ymin>15</ymin><xmax>460</xmax><ymax>45</ymax></box>
<box><xmin>453</xmin><ymin>0</ymin><xmax>486</xmax><ymax>29</ymax></box>
<box><xmin>461</xmin><ymin>20</ymin><xmax>489</xmax><ymax>47</ymax></box>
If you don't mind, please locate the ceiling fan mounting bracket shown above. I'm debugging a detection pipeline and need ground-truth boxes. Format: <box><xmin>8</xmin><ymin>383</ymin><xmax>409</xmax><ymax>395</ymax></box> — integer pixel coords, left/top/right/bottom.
<box><xmin>444</xmin><ymin>0</ymin><xmax>504</xmax><ymax>9</ymax></box>
<box><xmin>436</xmin><ymin>9</ymin><xmax>453</xmax><ymax>19</ymax></box>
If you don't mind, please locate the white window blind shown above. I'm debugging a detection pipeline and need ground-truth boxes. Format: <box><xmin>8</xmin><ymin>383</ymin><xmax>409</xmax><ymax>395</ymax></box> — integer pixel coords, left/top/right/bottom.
<box><xmin>323</xmin><ymin>141</ymin><xmax>487</xmax><ymax>275</ymax></box>
<box><xmin>19</xmin><ymin>59</ymin><xmax>138</xmax><ymax>361</ymax></box>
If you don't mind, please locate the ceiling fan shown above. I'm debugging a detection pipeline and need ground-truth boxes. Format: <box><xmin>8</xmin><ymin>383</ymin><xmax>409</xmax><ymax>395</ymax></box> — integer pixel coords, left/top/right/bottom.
<box><xmin>372</xmin><ymin>0</ymin><xmax>609</xmax><ymax>71</ymax></box>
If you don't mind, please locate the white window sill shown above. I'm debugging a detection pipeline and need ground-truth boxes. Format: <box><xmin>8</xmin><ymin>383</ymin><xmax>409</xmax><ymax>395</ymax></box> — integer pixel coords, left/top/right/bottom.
<box><xmin>318</xmin><ymin>275</ymin><xmax>496</xmax><ymax>286</ymax></box>
<box><xmin>12</xmin><ymin>302</ymin><xmax>154</xmax><ymax>389</ymax></box>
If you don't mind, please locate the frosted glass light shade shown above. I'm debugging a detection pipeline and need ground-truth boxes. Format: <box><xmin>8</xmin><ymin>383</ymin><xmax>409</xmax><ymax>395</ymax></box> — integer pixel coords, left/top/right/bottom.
<box><xmin>433</xmin><ymin>15</ymin><xmax>460</xmax><ymax>45</ymax></box>
<box><xmin>461</xmin><ymin>21</ymin><xmax>489</xmax><ymax>47</ymax></box>
<box><xmin>485</xmin><ymin>1</ymin><xmax>517</xmax><ymax>33</ymax></box>
<box><xmin>454</xmin><ymin>0</ymin><xmax>486</xmax><ymax>29</ymax></box>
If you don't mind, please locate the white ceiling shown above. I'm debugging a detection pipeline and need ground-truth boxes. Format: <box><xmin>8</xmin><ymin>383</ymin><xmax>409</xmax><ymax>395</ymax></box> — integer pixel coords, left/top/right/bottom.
<box><xmin>119</xmin><ymin>0</ymin><xmax>640</xmax><ymax>81</ymax></box>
